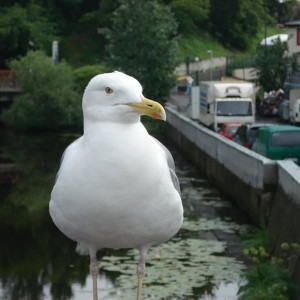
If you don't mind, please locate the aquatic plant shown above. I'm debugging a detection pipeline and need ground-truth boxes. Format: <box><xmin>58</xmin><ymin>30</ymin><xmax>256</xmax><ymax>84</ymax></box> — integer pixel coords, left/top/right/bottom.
<box><xmin>238</xmin><ymin>228</ymin><xmax>298</xmax><ymax>300</ymax></box>
<box><xmin>99</xmin><ymin>216</ymin><xmax>249</xmax><ymax>299</ymax></box>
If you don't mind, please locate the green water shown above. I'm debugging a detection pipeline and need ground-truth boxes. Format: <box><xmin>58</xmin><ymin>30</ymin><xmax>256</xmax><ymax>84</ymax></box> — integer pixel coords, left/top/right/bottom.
<box><xmin>0</xmin><ymin>131</ymin><xmax>251</xmax><ymax>300</ymax></box>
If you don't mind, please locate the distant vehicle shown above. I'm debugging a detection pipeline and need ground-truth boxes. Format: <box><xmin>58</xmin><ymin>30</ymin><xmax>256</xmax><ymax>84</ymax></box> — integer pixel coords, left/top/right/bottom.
<box><xmin>219</xmin><ymin>122</ymin><xmax>242</xmax><ymax>140</ymax></box>
<box><xmin>252</xmin><ymin>125</ymin><xmax>300</xmax><ymax>166</ymax></box>
<box><xmin>291</xmin><ymin>99</ymin><xmax>300</xmax><ymax>124</ymax></box>
<box><xmin>234</xmin><ymin>123</ymin><xmax>272</xmax><ymax>149</ymax></box>
<box><xmin>278</xmin><ymin>100</ymin><xmax>290</xmax><ymax>122</ymax></box>
<box><xmin>289</xmin><ymin>89</ymin><xmax>300</xmax><ymax>124</ymax></box>
<box><xmin>196</xmin><ymin>81</ymin><xmax>255</xmax><ymax>131</ymax></box>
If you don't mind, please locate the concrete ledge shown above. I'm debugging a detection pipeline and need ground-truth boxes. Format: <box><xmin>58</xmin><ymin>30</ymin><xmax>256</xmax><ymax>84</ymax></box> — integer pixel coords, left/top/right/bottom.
<box><xmin>277</xmin><ymin>160</ymin><xmax>300</xmax><ymax>205</ymax></box>
<box><xmin>166</xmin><ymin>105</ymin><xmax>277</xmax><ymax>189</ymax></box>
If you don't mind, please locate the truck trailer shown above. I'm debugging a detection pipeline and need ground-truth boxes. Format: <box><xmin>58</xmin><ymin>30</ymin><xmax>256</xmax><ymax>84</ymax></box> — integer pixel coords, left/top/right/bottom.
<box><xmin>195</xmin><ymin>81</ymin><xmax>255</xmax><ymax>131</ymax></box>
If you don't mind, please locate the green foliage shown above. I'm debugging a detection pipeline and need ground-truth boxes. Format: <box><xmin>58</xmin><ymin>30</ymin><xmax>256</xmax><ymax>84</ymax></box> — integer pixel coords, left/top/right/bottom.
<box><xmin>238</xmin><ymin>228</ymin><xmax>297</xmax><ymax>300</ymax></box>
<box><xmin>248</xmin><ymin>25</ymin><xmax>287</xmax><ymax>53</ymax></box>
<box><xmin>241</xmin><ymin>226</ymin><xmax>270</xmax><ymax>250</ymax></box>
<box><xmin>2</xmin><ymin>51</ymin><xmax>82</xmax><ymax>131</ymax></box>
<box><xmin>264</xmin><ymin>0</ymin><xmax>297</xmax><ymax>23</ymax></box>
<box><xmin>177</xmin><ymin>33</ymin><xmax>232</xmax><ymax>62</ymax></box>
<box><xmin>238</xmin><ymin>262</ymin><xmax>295</xmax><ymax>300</ymax></box>
<box><xmin>168</xmin><ymin>0</ymin><xmax>210</xmax><ymax>34</ymax></box>
<box><xmin>0</xmin><ymin>3</ymin><xmax>57</xmax><ymax>67</ymax></box>
<box><xmin>106</xmin><ymin>0</ymin><xmax>178</xmax><ymax>102</ymax></box>
<box><xmin>73</xmin><ymin>64</ymin><xmax>110</xmax><ymax>94</ymax></box>
<box><xmin>0</xmin><ymin>0</ymin><xmax>295</xmax><ymax>68</ymax></box>
<box><xmin>254</xmin><ymin>40</ymin><xmax>290</xmax><ymax>91</ymax></box>
<box><xmin>210</xmin><ymin>0</ymin><xmax>266</xmax><ymax>50</ymax></box>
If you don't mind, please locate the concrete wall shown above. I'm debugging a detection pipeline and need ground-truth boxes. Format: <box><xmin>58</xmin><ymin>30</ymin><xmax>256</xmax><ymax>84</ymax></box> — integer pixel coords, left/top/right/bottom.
<box><xmin>175</xmin><ymin>57</ymin><xmax>227</xmax><ymax>76</ymax></box>
<box><xmin>268</xmin><ymin>161</ymin><xmax>300</xmax><ymax>289</ymax></box>
<box><xmin>166</xmin><ymin>105</ymin><xmax>300</xmax><ymax>289</ymax></box>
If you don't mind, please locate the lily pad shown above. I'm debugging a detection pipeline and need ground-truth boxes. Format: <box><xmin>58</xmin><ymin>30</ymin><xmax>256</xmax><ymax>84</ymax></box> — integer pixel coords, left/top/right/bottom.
<box><xmin>100</xmin><ymin>236</ymin><xmax>245</xmax><ymax>299</ymax></box>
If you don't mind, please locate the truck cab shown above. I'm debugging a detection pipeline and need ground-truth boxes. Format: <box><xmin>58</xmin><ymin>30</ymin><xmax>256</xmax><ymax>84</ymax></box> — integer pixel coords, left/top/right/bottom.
<box><xmin>197</xmin><ymin>81</ymin><xmax>255</xmax><ymax>131</ymax></box>
<box><xmin>252</xmin><ymin>125</ymin><xmax>300</xmax><ymax>166</ymax></box>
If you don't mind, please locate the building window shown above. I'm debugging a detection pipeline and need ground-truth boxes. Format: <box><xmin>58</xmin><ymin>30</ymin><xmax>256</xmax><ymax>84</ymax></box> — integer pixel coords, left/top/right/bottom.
<box><xmin>297</xmin><ymin>29</ymin><xmax>300</xmax><ymax>45</ymax></box>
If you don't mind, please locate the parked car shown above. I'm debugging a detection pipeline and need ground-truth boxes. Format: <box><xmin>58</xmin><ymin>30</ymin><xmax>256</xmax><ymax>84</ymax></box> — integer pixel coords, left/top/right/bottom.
<box><xmin>278</xmin><ymin>99</ymin><xmax>290</xmax><ymax>122</ymax></box>
<box><xmin>233</xmin><ymin>123</ymin><xmax>272</xmax><ymax>149</ymax></box>
<box><xmin>252</xmin><ymin>125</ymin><xmax>300</xmax><ymax>166</ymax></box>
<box><xmin>218</xmin><ymin>122</ymin><xmax>242</xmax><ymax>140</ymax></box>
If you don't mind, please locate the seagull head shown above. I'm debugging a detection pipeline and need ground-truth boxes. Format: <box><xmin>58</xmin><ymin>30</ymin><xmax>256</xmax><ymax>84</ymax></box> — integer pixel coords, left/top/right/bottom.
<box><xmin>82</xmin><ymin>71</ymin><xmax>166</xmax><ymax>123</ymax></box>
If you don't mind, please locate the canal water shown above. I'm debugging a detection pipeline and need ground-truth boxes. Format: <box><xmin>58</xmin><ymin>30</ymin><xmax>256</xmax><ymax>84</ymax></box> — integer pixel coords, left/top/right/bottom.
<box><xmin>0</xmin><ymin>131</ymin><xmax>252</xmax><ymax>300</ymax></box>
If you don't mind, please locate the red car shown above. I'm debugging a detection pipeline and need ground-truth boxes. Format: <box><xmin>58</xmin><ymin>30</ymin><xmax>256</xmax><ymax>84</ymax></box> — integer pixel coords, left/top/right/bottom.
<box><xmin>219</xmin><ymin>122</ymin><xmax>242</xmax><ymax>140</ymax></box>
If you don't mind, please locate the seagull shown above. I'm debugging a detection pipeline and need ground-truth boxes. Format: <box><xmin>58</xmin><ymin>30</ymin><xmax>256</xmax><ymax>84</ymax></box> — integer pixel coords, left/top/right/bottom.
<box><xmin>49</xmin><ymin>71</ymin><xmax>183</xmax><ymax>300</ymax></box>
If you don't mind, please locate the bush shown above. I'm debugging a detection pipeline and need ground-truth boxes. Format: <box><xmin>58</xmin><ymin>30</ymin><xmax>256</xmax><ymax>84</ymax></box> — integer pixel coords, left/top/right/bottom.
<box><xmin>2</xmin><ymin>51</ymin><xmax>82</xmax><ymax>131</ymax></box>
<box><xmin>239</xmin><ymin>261</ymin><xmax>295</xmax><ymax>300</ymax></box>
<box><xmin>73</xmin><ymin>64</ymin><xmax>109</xmax><ymax>94</ymax></box>
<box><xmin>238</xmin><ymin>228</ymin><xmax>297</xmax><ymax>300</ymax></box>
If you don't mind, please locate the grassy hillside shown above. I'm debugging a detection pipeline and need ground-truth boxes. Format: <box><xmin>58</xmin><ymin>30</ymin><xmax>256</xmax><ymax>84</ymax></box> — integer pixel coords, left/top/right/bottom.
<box><xmin>61</xmin><ymin>24</ymin><xmax>287</xmax><ymax>68</ymax></box>
<box><xmin>177</xmin><ymin>25</ymin><xmax>287</xmax><ymax>63</ymax></box>
<box><xmin>177</xmin><ymin>33</ymin><xmax>232</xmax><ymax>62</ymax></box>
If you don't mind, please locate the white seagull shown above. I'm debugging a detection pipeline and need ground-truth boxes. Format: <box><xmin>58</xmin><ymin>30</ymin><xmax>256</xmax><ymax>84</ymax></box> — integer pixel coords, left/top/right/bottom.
<box><xmin>49</xmin><ymin>71</ymin><xmax>183</xmax><ymax>300</ymax></box>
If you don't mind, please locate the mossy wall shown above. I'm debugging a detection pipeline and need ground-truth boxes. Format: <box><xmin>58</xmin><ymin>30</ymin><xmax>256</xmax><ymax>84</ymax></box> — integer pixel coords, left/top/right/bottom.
<box><xmin>268</xmin><ymin>185</ymin><xmax>300</xmax><ymax>297</ymax></box>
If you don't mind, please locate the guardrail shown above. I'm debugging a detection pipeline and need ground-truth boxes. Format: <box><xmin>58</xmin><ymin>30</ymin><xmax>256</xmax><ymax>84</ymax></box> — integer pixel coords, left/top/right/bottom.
<box><xmin>0</xmin><ymin>69</ymin><xmax>16</xmax><ymax>87</ymax></box>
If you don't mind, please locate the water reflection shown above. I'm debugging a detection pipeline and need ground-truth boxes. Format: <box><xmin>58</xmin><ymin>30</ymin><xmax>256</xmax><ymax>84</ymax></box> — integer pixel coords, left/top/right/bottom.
<box><xmin>0</xmin><ymin>131</ymin><xmax>251</xmax><ymax>299</ymax></box>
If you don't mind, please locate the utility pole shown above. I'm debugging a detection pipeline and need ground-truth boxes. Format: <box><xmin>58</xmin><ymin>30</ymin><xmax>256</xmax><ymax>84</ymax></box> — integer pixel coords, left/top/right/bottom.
<box><xmin>207</xmin><ymin>50</ymin><xmax>213</xmax><ymax>81</ymax></box>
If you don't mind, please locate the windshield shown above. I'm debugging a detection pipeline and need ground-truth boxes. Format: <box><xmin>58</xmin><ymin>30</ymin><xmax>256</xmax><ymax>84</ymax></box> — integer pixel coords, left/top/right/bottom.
<box><xmin>216</xmin><ymin>101</ymin><xmax>252</xmax><ymax>116</ymax></box>
<box><xmin>271</xmin><ymin>131</ymin><xmax>300</xmax><ymax>146</ymax></box>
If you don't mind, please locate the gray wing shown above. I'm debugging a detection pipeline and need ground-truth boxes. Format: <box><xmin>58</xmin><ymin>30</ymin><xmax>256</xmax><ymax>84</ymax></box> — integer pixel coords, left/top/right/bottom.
<box><xmin>54</xmin><ymin>137</ymin><xmax>81</xmax><ymax>183</ymax></box>
<box><xmin>151</xmin><ymin>137</ymin><xmax>181</xmax><ymax>194</ymax></box>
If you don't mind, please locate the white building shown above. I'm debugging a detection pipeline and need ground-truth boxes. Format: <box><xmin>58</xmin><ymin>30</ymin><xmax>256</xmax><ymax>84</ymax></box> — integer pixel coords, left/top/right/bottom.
<box><xmin>285</xmin><ymin>20</ymin><xmax>300</xmax><ymax>55</ymax></box>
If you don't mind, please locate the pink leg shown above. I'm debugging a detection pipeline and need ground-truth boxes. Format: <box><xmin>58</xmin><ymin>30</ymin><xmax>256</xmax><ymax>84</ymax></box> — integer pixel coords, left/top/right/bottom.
<box><xmin>137</xmin><ymin>247</ymin><xmax>149</xmax><ymax>300</ymax></box>
<box><xmin>89</xmin><ymin>249</ymin><xmax>99</xmax><ymax>300</ymax></box>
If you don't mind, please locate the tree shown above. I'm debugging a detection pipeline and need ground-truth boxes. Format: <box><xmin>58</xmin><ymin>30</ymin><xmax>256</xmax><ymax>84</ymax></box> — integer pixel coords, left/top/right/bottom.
<box><xmin>2</xmin><ymin>51</ymin><xmax>82</xmax><ymax>131</ymax></box>
<box><xmin>255</xmin><ymin>41</ymin><xmax>289</xmax><ymax>91</ymax></box>
<box><xmin>210</xmin><ymin>0</ymin><xmax>265</xmax><ymax>50</ymax></box>
<box><xmin>0</xmin><ymin>3</ymin><xmax>57</xmax><ymax>67</ymax></box>
<box><xmin>167</xmin><ymin>0</ymin><xmax>210</xmax><ymax>34</ymax></box>
<box><xmin>106</xmin><ymin>0</ymin><xmax>178</xmax><ymax>101</ymax></box>
<box><xmin>74</xmin><ymin>64</ymin><xmax>109</xmax><ymax>92</ymax></box>
<box><xmin>264</xmin><ymin>0</ymin><xmax>296</xmax><ymax>23</ymax></box>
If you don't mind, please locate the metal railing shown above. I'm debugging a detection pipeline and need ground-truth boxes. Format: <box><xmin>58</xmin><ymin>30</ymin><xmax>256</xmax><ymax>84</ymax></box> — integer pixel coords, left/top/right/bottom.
<box><xmin>0</xmin><ymin>69</ymin><xmax>17</xmax><ymax>89</ymax></box>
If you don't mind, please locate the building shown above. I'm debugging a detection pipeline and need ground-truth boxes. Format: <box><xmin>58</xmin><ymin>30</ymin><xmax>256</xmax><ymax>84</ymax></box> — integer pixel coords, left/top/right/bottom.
<box><xmin>285</xmin><ymin>20</ymin><xmax>300</xmax><ymax>55</ymax></box>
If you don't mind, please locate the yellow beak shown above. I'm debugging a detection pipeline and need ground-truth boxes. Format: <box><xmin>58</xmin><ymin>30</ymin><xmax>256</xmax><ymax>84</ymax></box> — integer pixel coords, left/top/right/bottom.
<box><xmin>127</xmin><ymin>97</ymin><xmax>166</xmax><ymax>121</ymax></box>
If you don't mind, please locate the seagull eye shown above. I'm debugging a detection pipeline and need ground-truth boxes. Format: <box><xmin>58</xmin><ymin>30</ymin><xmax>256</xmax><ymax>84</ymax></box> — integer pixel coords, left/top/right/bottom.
<box><xmin>105</xmin><ymin>87</ymin><xmax>113</xmax><ymax>94</ymax></box>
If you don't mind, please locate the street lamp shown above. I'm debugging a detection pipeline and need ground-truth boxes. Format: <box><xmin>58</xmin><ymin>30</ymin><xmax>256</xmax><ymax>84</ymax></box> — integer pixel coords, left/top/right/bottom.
<box><xmin>207</xmin><ymin>50</ymin><xmax>213</xmax><ymax>81</ymax></box>
<box><xmin>194</xmin><ymin>56</ymin><xmax>200</xmax><ymax>85</ymax></box>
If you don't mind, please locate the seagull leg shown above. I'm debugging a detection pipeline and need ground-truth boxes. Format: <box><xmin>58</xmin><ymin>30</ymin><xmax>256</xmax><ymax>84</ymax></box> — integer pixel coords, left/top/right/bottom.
<box><xmin>137</xmin><ymin>247</ymin><xmax>148</xmax><ymax>300</ymax></box>
<box><xmin>89</xmin><ymin>249</ymin><xmax>99</xmax><ymax>300</ymax></box>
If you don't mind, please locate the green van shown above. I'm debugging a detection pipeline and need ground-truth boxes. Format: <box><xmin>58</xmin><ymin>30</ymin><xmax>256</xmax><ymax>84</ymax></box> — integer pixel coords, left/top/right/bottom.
<box><xmin>252</xmin><ymin>125</ymin><xmax>300</xmax><ymax>166</ymax></box>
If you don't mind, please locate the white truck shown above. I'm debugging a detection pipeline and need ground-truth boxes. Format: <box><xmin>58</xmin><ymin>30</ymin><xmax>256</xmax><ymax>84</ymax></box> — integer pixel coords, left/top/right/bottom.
<box><xmin>289</xmin><ymin>89</ymin><xmax>300</xmax><ymax>124</ymax></box>
<box><xmin>194</xmin><ymin>81</ymin><xmax>255</xmax><ymax>131</ymax></box>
